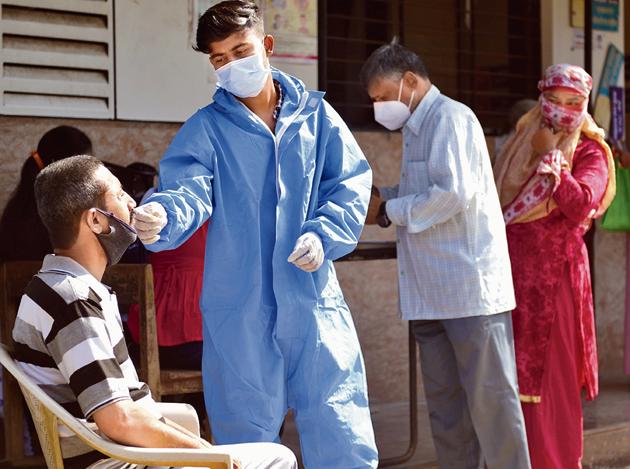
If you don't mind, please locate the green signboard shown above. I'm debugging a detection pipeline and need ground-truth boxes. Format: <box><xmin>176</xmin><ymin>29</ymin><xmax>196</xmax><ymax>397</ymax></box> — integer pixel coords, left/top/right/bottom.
<box><xmin>592</xmin><ymin>0</ymin><xmax>619</xmax><ymax>32</ymax></box>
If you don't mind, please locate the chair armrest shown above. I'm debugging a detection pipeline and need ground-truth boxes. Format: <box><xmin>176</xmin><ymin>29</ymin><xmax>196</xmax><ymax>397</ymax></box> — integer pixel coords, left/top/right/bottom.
<box><xmin>87</xmin><ymin>445</ymin><xmax>233</xmax><ymax>468</ymax></box>
<box><xmin>0</xmin><ymin>346</ymin><xmax>232</xmax><ymax>469</ymax></box>
<box><xmin>62</xmin><ymin>413</ymin><xmax>233</xmax><ymax>468</ymax></box>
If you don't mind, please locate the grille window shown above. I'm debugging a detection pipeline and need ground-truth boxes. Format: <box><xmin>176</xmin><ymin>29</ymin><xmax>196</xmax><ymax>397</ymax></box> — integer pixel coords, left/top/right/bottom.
<box><xmin>319</xmin><ymin>0</ymin><xmax>541</xmax><ymax>133</ymax></box>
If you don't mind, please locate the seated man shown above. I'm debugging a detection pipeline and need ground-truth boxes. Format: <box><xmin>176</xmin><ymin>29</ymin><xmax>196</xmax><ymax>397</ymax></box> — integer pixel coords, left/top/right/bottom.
<box><xmin>11</xmin><ymin>155</ymin><xmax>296</xmax><ymax>469</ymax></box>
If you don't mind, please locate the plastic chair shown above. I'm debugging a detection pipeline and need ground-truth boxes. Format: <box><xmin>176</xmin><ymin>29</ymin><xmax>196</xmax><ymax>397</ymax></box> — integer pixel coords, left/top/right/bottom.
<box><xmin>0</xmin><ymin>261</ymin><xmax>205</xmax><ymax>464</ymax></box>
<box><xmin>0</xmin><ymin>344</ymin><xmax>232</xmax><ymax>469</ymax></box>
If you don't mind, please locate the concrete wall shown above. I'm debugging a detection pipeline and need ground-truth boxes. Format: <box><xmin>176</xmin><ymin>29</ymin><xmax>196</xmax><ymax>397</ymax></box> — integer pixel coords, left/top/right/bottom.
<box><xmin>4</xmin><ymin>117</ymin><xmax>625</xmax><ymax>402</ymax></box>
<box><xmin>594</xmin><ymin>227</ymin><xmax>628</xmax><ymax>384</ymax></box>
<box><xmin>343</xmin><ymin>131</ymin><xmax>406</xmax><ymax>405</ymax></box>
<box><xmin>2</xmin><ymin>0</ymin><xmax>628</xmax><ymax>403</ymax></box>
<box><xmin>0</xmin><ymin>117</ymin><xmax>178</xmax><ymax>203</ymax></box>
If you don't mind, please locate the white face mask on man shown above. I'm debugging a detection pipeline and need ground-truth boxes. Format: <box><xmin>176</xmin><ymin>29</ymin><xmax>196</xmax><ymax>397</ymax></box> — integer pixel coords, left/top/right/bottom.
<box><xmin>373</xmin><ymin>79</ymin><xmax>416</xmax><ymax>131</ymax></box>
<box><xmin>215</xmin><ymin>45</ymin><xmax>271</xmax><ymax>98</ymax></box>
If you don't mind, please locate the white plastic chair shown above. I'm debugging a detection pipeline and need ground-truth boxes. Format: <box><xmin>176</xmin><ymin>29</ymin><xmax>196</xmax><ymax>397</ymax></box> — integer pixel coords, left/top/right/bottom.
<box><xmin>0</xmin><ymin>344</ymin><xmax>232</xmax><ymax>469</ymax></box>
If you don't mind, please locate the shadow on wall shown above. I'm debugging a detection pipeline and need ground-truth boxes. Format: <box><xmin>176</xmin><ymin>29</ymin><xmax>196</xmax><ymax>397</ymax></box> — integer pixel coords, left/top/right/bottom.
<box><xmin>0</xmin><ymin>116</ymin><xmax>179</xmax><ymax>210</ymax></box>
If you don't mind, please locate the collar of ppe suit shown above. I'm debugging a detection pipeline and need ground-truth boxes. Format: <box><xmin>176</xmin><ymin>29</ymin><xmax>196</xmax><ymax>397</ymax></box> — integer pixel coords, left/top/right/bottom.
<box><xmin>213</xmin><ymin>67</ymin><xmax>325</xmax><ymax>142</ymax></box>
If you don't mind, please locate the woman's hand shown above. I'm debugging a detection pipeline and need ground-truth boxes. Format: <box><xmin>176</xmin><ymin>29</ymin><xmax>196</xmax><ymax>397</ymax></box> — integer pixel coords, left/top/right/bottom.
<box><xmin>536</xmin><ymin>149</ymin><xmax>569</xmax><ymax>192</ymax></box>
<box><xmin>532</xmin><ymin>126</ymin><xmax>564</xmax><ymax>155</ymax></box>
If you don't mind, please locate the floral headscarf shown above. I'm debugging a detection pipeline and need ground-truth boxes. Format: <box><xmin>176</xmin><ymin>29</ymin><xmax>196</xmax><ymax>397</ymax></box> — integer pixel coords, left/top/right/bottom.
<box><xmin>493</xmin><ymin>64</ymin><xmax>615</xmax><ymax>225</ymax></box>
<box><xmin>537</xmin><ymin>63</ymin><xmax>593</xmax><ymax>97</ymax></box>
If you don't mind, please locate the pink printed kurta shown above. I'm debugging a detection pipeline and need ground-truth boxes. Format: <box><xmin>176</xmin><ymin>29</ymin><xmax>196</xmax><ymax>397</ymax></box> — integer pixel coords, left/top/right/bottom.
<box><xmin>506</xmin><ymin>137</ymin><xmax>609</xmax><ymax>468</ymax></box>
<box><xmin>508</xmin><ymin>137</ymin><xmax>608</xmax><ymax>400</ymax></box>
<box><xmin>128</xmin><ymin>222</ymin><xmax>208</xmax><ymax>346</ymax></box>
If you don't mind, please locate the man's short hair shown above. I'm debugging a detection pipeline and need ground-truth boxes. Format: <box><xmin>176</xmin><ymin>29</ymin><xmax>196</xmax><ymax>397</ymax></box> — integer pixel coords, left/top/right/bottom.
<box><xmin>194</xmin><ymin>1</ymin><xmax>264</xmax><ymax>54</ymax></box>
<box><xmin>34</xmin><ymin>155</ymin><xmax>107</xmax><ymax>249</ymax></box>
<box><xmin>359</xmin><ymin>41</ymin><xmax>429</xmax><ymax>88</ymax></box>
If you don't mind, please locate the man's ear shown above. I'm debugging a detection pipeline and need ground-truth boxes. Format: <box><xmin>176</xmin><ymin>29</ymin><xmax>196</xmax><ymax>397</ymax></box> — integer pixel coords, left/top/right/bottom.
<box><xmin>86</xmin><ymin>208</ymin><xmax>107</xmax><ymax>235</ymax></box>
<box><xmin>263</xmin><ymin>34</ymin><xmax>274</xmax><ymax>56</ymax></box>
<box><xmin>403</xmin><ymin>71</ymin><xmax>419</xmax><ymax>90</ymax></box>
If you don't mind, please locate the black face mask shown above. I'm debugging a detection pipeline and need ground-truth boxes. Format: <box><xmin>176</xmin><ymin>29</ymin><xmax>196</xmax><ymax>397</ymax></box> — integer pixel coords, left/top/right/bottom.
<box><xmin>94</xmin><ymin>208</ymin><xmax>138</xmax><ymax>266</ymax></box>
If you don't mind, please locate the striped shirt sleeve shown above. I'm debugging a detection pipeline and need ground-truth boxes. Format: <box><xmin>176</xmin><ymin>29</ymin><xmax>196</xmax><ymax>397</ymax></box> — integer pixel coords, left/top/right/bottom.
<box><xmin>27</xmin><ymin>277</ymin><xmax>132</xmax><ymax>419</ymax></box>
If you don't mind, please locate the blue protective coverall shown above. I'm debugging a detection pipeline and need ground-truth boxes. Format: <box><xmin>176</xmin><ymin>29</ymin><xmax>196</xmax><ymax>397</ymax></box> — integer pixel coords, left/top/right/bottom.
<box><xmin>145</xmin><ymin>68</ymin><xmax>378</xmax><ymax>468</ymax></box>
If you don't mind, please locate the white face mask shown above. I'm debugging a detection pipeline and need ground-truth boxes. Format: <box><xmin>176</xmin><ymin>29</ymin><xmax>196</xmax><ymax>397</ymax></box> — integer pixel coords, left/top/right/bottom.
<box><xmin>215</xmin><ymin>47</ymin><xmax>270</xmax><ymax>98</ymax></box>
<box><xmin>373</xmin><ymin>80</ymin><xmax>416</xmax><ymax>131</ymax></box>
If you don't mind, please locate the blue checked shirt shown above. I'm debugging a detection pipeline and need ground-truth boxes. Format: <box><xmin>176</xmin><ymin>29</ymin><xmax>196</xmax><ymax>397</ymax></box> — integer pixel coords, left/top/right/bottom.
<box><xmin>382</xmin><ymin>86</ymin><xmax>515</xmax><ymax>320</ymax></box>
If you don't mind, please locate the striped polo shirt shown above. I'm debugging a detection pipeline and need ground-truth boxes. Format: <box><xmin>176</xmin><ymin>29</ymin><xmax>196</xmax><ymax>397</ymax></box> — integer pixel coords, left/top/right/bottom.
<box><xmin>12</xmin><ymin>254</ymin><xmax>160</xmax><ymax>463</ymax></box>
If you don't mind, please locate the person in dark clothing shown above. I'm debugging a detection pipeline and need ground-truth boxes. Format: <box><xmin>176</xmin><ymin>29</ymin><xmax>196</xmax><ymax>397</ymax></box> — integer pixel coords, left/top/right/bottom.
<box><xmin>0</xmin><ymin>125</ymin><xmax>93</xmax><ymax>458</ymax></box>
<box><xmin>0</xmin><ymin>126</ymin><xmax>93</xmax><ymax>261</ymax></box>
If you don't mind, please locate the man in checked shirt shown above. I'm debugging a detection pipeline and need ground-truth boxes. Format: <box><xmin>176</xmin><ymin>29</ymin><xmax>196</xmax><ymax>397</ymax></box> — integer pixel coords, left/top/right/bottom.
<box><xmin>361</xmin><ymin>42</ymin><xmax>531</xmax><ymax>469</ymax></box>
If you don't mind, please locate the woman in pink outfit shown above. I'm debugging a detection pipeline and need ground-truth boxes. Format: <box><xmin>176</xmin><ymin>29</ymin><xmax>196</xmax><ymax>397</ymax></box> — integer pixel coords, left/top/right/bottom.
<box><xmin>494</xmin><ymin>64</ymin><xmax>616</xmax><ymax>468</ymax></box>
<box><xmin>127</xmin><ymin>222</ymin><xmax>208</xmax><ymax>418</ymax></box>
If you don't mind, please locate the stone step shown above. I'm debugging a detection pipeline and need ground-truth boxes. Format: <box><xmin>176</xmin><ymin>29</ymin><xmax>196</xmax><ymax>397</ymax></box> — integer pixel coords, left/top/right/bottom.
<box><xmin>584</xmin><ymin>422</ymin><xmax>630</xmax><ymax>468</ymax></box>
<box><xmin>583</xmin><ymin>384</ymin><xmax>630</xmax><ymax>468</ymax></box>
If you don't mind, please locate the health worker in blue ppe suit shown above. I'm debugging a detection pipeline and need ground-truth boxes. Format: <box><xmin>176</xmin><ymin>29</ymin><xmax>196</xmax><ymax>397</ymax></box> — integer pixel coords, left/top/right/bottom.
<box><xmin>131</xmin><ymin>2</ymin><xmax>378</xmax><ymax>468</ymax></box>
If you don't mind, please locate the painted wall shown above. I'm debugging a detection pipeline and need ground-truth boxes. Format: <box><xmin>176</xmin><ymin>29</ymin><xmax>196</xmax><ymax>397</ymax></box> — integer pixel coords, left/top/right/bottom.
<box><xmin>541</xmin><ymin>0</ymin><xmax>625</xmax><ymax>93</ymax></box>
<box><xmin>115</xmin><ymin>0</ymin><xmax>214</xmax><ymax>122</ymax></box>
<box><xmin>0</xmin><ymin>115</ymin><xmax>410</xmax><ymax>404</ymax></box>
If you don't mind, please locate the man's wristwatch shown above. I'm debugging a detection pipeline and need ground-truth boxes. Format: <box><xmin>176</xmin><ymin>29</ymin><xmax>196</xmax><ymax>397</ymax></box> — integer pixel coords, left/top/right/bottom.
<box><xmin>376</xmin><ymin>201</ymin><xmax>392</xmax><ymax>228</ymax></box>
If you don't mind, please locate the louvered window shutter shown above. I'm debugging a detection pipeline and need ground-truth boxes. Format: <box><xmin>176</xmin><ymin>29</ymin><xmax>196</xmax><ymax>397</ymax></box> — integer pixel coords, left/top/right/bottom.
<box><xmin>0</xmin><ymin>0</ymin><xmax>114</xmax><ymax>118</ymax></box>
